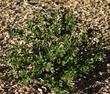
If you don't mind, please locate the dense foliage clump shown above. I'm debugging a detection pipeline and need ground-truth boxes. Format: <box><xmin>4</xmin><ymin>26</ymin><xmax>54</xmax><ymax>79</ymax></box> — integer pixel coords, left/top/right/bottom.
<box><xmin>4</xmin><ymin>9</ymin><xmax>103</xmax><ymax>93</ymax></box>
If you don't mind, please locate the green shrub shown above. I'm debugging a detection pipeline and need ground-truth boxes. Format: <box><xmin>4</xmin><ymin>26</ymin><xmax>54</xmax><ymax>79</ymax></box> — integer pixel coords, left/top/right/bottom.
<box><xmin>5</xmin><ymin>9</ymin><xmax>103</xmax><ymax>93</ymax></box>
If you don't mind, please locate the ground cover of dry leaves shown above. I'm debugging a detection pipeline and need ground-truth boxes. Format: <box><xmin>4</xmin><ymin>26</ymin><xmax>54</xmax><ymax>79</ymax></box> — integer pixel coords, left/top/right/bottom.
<box><xmin>0</xmin><ymin>0</ymin><xmax>110</xmax><ymax>94</ymax></box>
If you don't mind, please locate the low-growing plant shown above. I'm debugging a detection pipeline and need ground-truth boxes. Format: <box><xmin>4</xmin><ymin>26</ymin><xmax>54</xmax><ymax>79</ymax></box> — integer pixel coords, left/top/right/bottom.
<box><xmin>4</xmin><ymin>9</ymin><xmax>103</xmax><ymax>93</ymax></box>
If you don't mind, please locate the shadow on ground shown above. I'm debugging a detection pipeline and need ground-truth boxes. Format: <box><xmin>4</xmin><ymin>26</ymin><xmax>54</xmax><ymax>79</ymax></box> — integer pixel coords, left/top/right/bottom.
<box><xmin>76</xmin><ymin>50</ymin><xmax>110</xmax><ymax>94</ymax></box>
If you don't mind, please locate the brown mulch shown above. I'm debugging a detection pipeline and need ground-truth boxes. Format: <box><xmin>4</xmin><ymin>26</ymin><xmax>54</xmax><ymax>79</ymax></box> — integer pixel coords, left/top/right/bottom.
<box><xmin>0</xmin><ymin>79</ymin><xmax>51</xmax><ymax>94</ymax></box>
<box><xmin>0</xmin><ymin>0</ymin><xmax>110</xmax><ymax>94</ymax></box>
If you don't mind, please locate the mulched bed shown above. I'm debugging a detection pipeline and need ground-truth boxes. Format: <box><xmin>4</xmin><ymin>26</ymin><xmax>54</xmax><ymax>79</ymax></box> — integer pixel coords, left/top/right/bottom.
<box><xmin>0</xmin><ymin>0</ymin><xmax>110</xmax><ymax>94</ymax></box>
<box><xmin>0</xmin><ymin>79</ymin><xmax>51</xmax><ymax>94</ymax></box>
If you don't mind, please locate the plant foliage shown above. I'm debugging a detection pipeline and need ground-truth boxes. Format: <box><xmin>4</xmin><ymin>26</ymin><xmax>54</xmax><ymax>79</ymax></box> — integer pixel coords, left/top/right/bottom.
<box><xmin>5</xmin><ymin>9</ymin><xmax>103</xmax><ymax>94</ymax></box>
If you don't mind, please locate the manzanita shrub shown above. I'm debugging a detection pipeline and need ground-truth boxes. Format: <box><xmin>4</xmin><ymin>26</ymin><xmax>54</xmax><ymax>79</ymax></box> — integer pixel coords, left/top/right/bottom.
<box><xmin>5</xmin><ymin>9</ymin><xmax>103</xmax><ymax>93</ymax></box>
